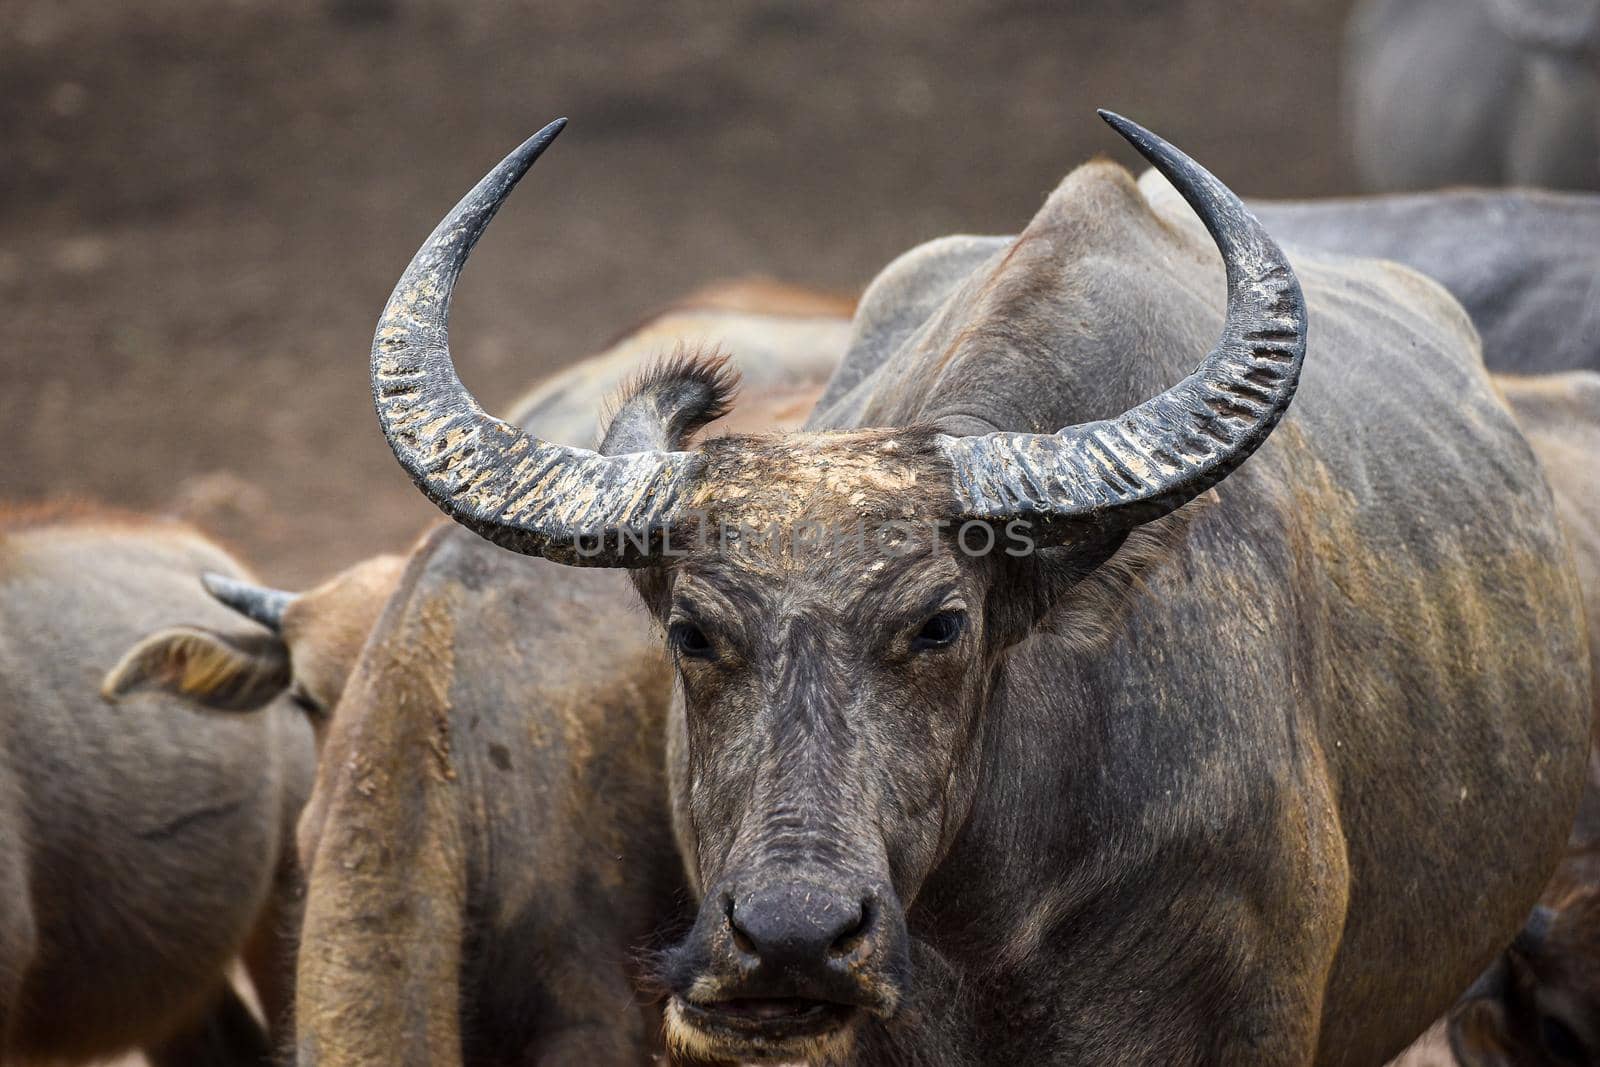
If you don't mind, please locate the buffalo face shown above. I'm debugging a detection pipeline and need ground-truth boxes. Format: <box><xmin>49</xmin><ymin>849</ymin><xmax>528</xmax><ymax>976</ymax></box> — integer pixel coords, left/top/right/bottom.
<box><xmin>644</xmin><ymin>435</ymin><xmax>996</xmax><ymax>1061</ymax></box>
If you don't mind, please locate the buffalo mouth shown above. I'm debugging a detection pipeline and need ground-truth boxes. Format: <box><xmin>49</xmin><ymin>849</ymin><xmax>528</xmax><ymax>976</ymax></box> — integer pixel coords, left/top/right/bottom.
<box><xmin>670</xmin><ymin>994</ymin><xmax>859</xmax><ymax>1057</ymax></box>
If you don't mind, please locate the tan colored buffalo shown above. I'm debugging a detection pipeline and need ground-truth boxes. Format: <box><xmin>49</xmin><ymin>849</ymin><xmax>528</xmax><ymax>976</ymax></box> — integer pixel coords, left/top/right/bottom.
<box><xmin>0</xmin><ymin>504</ymin><xmax>395</xmax><ymax>1065</ymax></box>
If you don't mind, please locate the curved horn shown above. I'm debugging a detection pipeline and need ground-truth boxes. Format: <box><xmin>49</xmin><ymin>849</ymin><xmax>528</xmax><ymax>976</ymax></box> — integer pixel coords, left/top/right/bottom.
<box><xmin>202</xmin><ymin>572</ymin><xmax>294</xmax><ymax>632</ymax></box>
<box><xmin>371</xmin><ymin>119</ymin><xmax>703</xmax><ymax>567</ymax></box>
<box><xmin>938</xmin><ymin>110</ymin><xmax>1307</xmax><ymax>538</ymax></box>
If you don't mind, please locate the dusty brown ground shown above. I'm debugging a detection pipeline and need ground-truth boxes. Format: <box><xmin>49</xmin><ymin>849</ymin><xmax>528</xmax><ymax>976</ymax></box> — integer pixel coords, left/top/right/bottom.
<box><xmin>2</xmin><ymin>0</ymin><xmax>1360</xmax><ymax>587</ymax></box>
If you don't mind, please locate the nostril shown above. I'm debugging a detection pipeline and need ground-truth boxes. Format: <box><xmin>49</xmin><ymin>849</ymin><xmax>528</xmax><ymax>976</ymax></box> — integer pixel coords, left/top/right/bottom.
<box><xmin>829</xmin><ymin>895</ymin><xmax>875</xmax><ymax>957</ymax></box>
<box><xmin>725</xmin><ymin>897</ymin><xmax>758</xmax><ymax>958</ymax></box>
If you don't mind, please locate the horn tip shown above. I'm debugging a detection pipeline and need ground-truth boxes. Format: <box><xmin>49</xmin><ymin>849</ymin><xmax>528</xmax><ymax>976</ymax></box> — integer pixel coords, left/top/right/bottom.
<box><xmin>504</xmin><ymin>117</ymin><xmax>569</xmax><ymax>172</ymax></box>
<box><xmin>1097</xmin><ymin>109</ymin><xmax>1157</xmax><ymax>154</ymax></box>
<box><xmin>502</xmin><ymin>117</ymin><xmax>567</xmax><ymax>174</ymax></box>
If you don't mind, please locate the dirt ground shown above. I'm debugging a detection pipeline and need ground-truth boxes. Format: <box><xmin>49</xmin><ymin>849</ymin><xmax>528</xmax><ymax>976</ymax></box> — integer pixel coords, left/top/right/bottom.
<box><xmin>2</xmin><ymin>0</ymin><xmax>1362</xmax><ymax>587</ymax></box>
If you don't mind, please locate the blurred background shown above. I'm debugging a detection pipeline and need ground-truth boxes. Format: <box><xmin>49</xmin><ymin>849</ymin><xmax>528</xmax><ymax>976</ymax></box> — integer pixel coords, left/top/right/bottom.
<box><xmin>2</xmin><ymin>0</ymin><xmax>1382</xmax><ymax>585</ymax></box>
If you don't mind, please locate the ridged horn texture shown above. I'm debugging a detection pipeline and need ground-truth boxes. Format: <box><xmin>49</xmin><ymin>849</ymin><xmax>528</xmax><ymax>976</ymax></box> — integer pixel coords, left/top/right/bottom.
<box><xmin>202</xmin><ymin>572</ymin><xmax>294</xmax><ymax>633</ymax></box>
<box><xmin>937</xmin><ymin>110</ymin><xmax>1308</xmax><ymax>540</ymax></box>
<box><xmin>370</xmin><ymin>118</ymin><xmax>703</xmax><ymax>567</ymax></box>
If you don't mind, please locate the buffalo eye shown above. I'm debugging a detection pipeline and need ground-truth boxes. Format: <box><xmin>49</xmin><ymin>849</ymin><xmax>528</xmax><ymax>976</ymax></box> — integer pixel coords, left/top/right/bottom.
<box><xmin>1540</xmin><ymin>1014</ymin><xmax>1586</xmax><ymax>1063</ymax></box>
<box><xmin>670</xmin><ymin>620</ymin><xmax>715</xmax><ymax>661</ymax></box>
<box><xmin>912</xmin><ymin>610</ymin><xmax>966</xmax><ymax>652</ymax></box>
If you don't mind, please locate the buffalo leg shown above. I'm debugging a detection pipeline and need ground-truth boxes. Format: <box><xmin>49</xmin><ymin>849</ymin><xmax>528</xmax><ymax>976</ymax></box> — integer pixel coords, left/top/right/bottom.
<box><xmin>0</xmin><ymin>922</ymin><xmax>30</xmax><ymax>1054</ymax></box>
<box><xmin>241</xmin><ymin>864</ymin><xmax>301</xmax><ymax>1036</ymax></box>
<box><xmin>144</xmin><ymin>983</ymin><xmax>274</xmax><ymax>1067</ymax></box>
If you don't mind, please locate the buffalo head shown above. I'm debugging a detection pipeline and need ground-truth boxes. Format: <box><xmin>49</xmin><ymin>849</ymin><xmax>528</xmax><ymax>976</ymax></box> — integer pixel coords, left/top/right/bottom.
<box><xmin>103</xmin><ymin>555</ymin><xmax>402</xmax><ymax>736</ymax></box>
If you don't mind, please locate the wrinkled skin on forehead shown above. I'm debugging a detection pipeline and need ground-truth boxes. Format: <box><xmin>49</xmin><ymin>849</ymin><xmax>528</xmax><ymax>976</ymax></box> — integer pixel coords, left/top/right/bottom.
<box><xmin>684</xmin><ymin>428</ymin><xmax>948</xmax><ymax>537</ymax></box>
<box><xmin>293</xmin><ymin>288</ymin><xmax>852</xmax><ymax>1066</ymax></box>
<box><xmin>648</xmin><ymin>160</ymin><xmax>1590</xmax><ymax>1065</ymax></box>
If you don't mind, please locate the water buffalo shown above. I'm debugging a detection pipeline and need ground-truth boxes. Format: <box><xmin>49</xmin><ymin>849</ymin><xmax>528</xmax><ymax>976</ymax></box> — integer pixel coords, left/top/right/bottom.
<box><xmin>1449</xmin><ymin>370</ymin><xmax>1600</xmax><ymax>1067</ymax></box>
<box><xmin>98</xmin><ymin>549</ymin><xmax>403</xmax><ymax>1054</ymax></box>
<box><xmin>0</xmin><ymin>506</ymin><xmax>313</xmax><ymax>1065</ymax></box>
<box><xmin>1346</xmin><ymin>0</ymin><xmax>1600</xmax><ymax>192</ymax></box>
<box><xmin>0</xmin><ymin>502</ymin><xmax>404</xmax><ymax>1066</ymax></box>
<box><xmin>1135</xmin><ymin>175</ymin><xmax>1600</xmax><ymax>377</ymax></box>
<box><xmin>369</xmin><ymin>113</ymin><xmax>1591</xmax><ymax>1064</ymax></box>
<box><xmin>294</xmin><ymin>281</ymin><xmax>850</xmax><ymax>1065</ymax></box>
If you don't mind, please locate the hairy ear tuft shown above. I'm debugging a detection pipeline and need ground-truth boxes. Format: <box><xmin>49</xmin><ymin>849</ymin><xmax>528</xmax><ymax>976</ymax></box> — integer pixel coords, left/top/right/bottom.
<box><xmin>101</xmin><ymin>626</ymin><xmax>290</xmax><ymax>712</ymax></box>
<box><xmin>599</xmin><ymin>344</ymin><xmax>741</xmax><ymax>454</ymax></box>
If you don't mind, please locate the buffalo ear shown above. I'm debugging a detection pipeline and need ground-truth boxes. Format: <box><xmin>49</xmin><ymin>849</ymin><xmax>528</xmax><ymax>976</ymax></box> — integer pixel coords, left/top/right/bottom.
<box><xmin>101</xmin><ymin>626</ymin><xmax>290</xmax><ymax>712</ymax></box>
